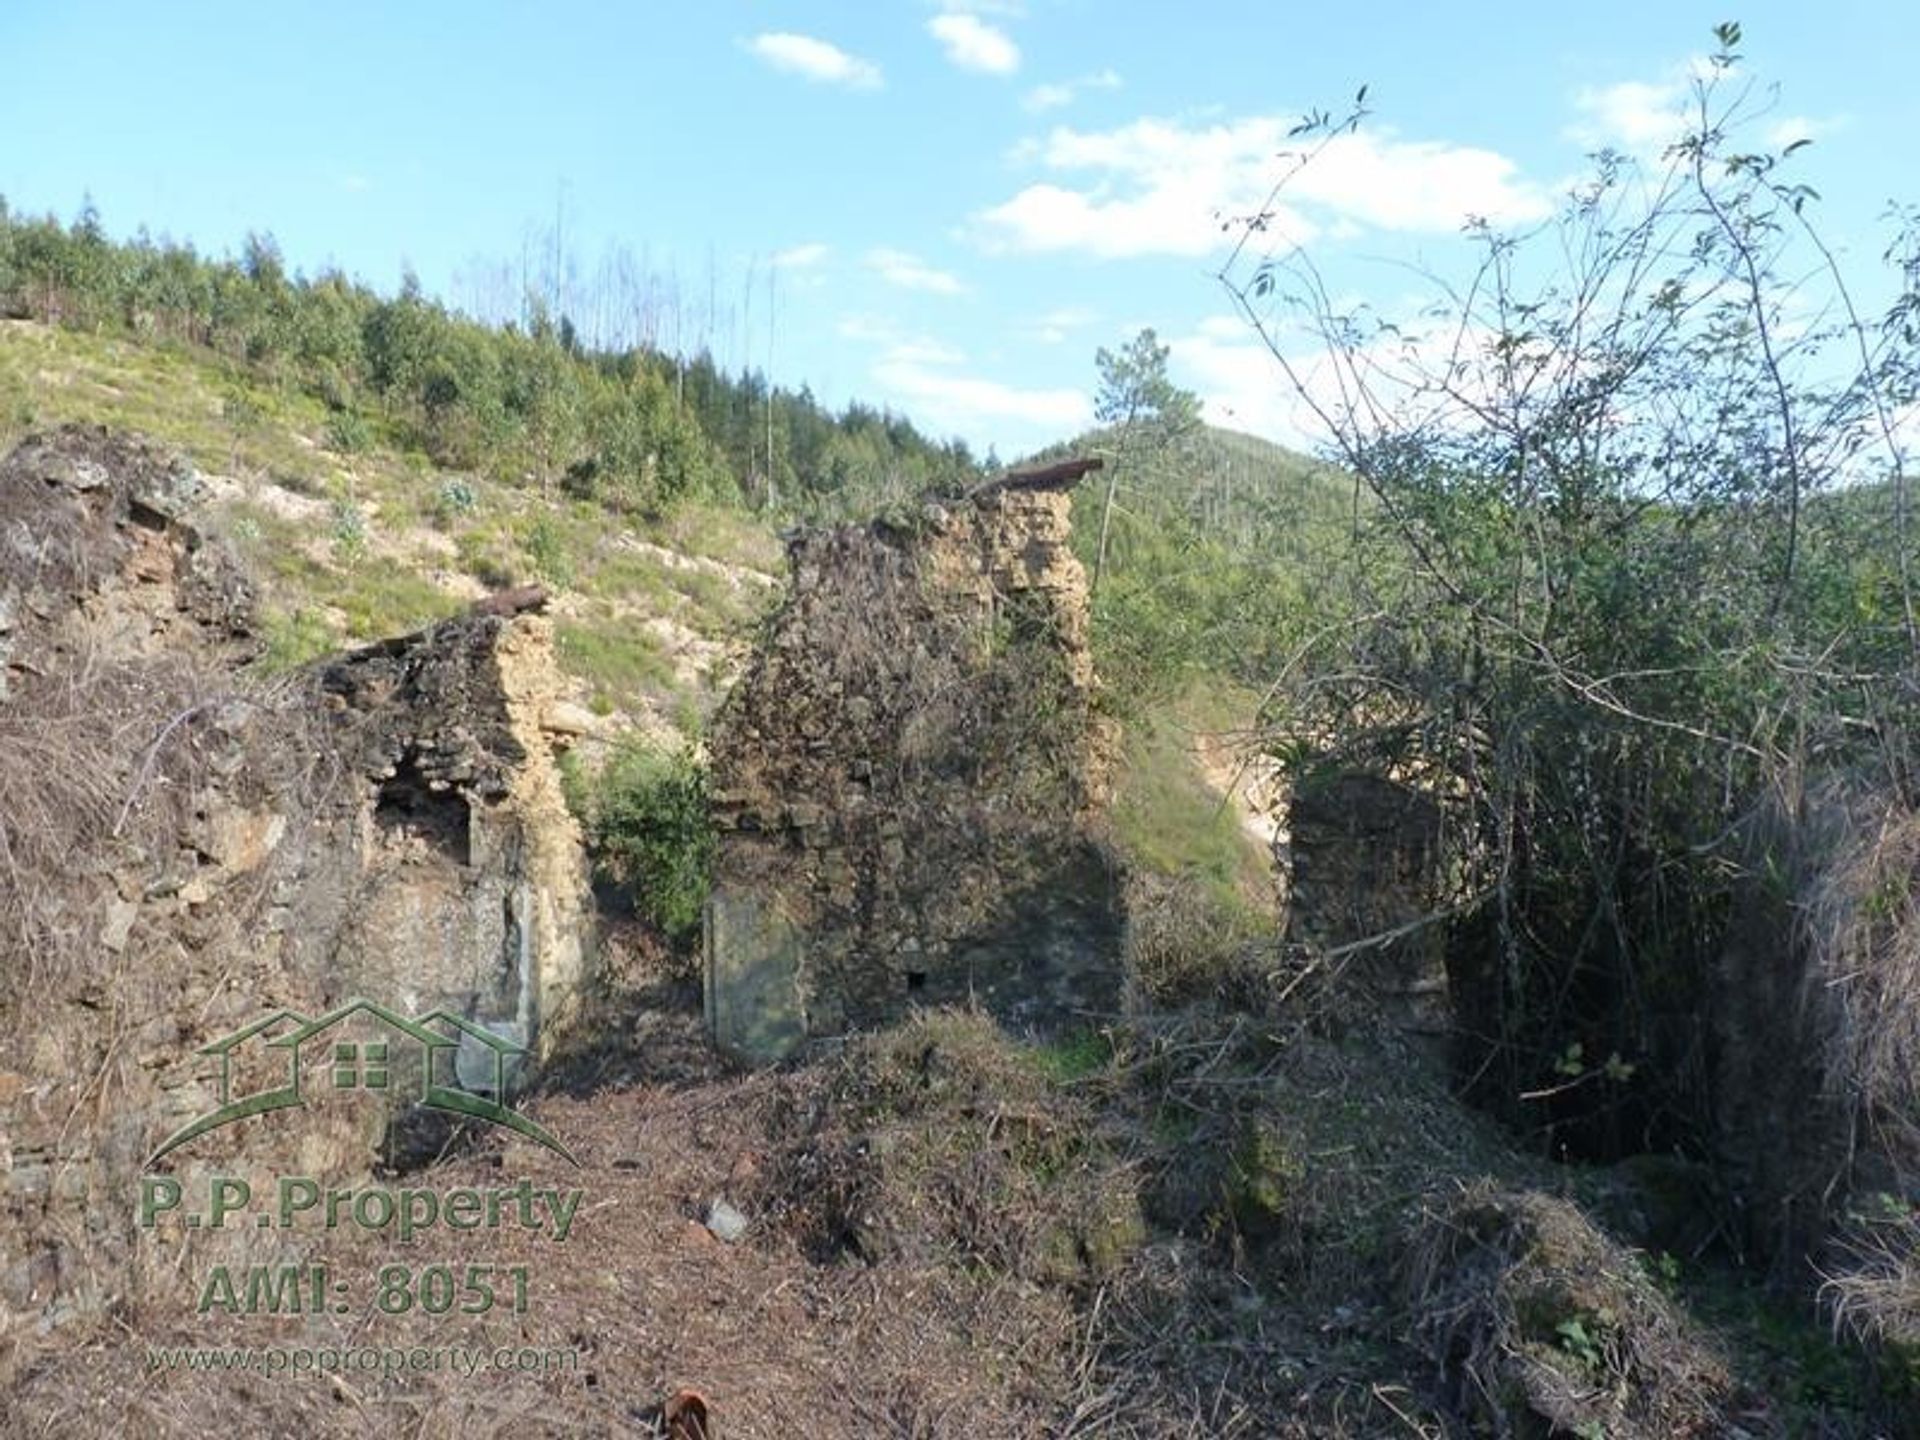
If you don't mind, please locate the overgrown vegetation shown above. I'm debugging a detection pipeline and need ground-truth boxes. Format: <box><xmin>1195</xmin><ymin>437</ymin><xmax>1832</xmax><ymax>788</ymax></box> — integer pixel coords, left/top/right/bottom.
<box><xmin>1212</xmin><ymin>24</ymin><xmax>1920</xmax><ymax>1414</ymax></box>
<box><xmin>12</xmin><ymin>22</ymin><xmax>1920</xmax><ymax>1435</ymax></box>
<box><xmin>1226</xmin><ymin>26</ymin><xmax>1919</xmax><ymax>1164</ymax></box>
<box><xmin>565</xmin><ymin>736</ymin><xmax>714</xmax><ymax>943</ymax></box>
<box><xmin>1049</xmin><ymin>419</ymin><xmax>1355</xmax><ymax>707</ymax></box>
<box><xmin>756</xmin><ymin>1009</ymin><xmax>1145</xmax><ymax>1282</ymax></box>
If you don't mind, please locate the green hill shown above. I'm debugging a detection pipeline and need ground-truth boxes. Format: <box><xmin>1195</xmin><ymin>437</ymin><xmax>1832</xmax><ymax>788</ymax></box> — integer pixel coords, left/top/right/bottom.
<box><xmin>1041</xmin><ymin>422</ymin><xmax>1361</xmax><ymax>701</ymax></box>
<box><xmin>0</xmin><ymin>318</ymin><xmax>781</xmax><ymax>739</ymax></box>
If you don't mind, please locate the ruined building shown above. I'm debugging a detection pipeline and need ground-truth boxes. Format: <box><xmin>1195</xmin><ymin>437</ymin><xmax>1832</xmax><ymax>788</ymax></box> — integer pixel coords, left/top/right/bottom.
<box><xmin>0</xmin><ymin>427</ymin><xmax>594</xmax><ymax>1336</ymax></box>
<box><xmin>704</xmin><ymin>460</ymin><xmax>1125</xmax><ymax>1060</ymax></box>
<box><xmin>1283</xmin><ymin>771</ymin><xmax>1449</xmax><ymax>1035</ymax></box>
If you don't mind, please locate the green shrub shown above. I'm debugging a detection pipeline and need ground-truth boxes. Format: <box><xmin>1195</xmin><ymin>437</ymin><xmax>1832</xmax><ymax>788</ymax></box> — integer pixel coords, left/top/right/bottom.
<box><xmin>221</xmin><ymin>388</ymin><xmax>265</xmax><ymax>432</ymax></box>
<box><xmin>572</xmin><ymin>738</ymin><xmax>713</xmax><ymax>942</ymax></box>
<box><xmin>555</xmin><ymin>620</ymin><xmax>677</xmax><ymax>701</ymax></box>
<box><xmin>255</xmin><ymin>606</ymin><xmax>336</xmax><ymax>671</ymax></box>
<box><xmin>335</xmin><ymin>566</ymin><xmax>458</xmax><ymax>639</ymax></box>
<box><xmin>455</xmin><ymin>524</ymin><xmax>518</xmax><ymax>587</ymax></box>
<box><xmin>520</xmin><ymin>513</ymin><xmax>575</xmax><ymax>586</ymax></box>
<box><xmin>323</xmin><ymin>408</ymin><xmax>372</xmax><ymax>454</ymax></box>
<box><xmin>433</xmin><ymin>477</ymin><xmax>477</xmax><ymax>525</ymax></box>
<box><xmin>329</xmin><ymin>499</ymin><xmax>367</xmax><ymax>564</ymax></box>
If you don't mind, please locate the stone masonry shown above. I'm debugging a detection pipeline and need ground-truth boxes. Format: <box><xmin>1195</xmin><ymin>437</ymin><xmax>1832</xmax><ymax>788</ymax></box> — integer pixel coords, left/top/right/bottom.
<box><xmin>704</xmin><ymin>460</ymin><xmax>1124</xmax><ymax>1060</ymax></box>
<box><xmin>0</xmin><ymin>427</ymin><xmax>594</xmax><ymax>1345</ymax></box>
<box><xmin>1284</xmin><ymin>770</ymin><xmax>1449</xmax><ymax>1034</ymax></box>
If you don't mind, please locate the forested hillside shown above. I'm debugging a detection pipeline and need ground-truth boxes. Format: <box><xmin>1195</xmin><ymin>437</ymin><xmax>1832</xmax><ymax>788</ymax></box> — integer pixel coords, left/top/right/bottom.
<box><xmin>0</xmin><ymin>199</ymin><xmax>980</xmax><ymax>521</ymax></box>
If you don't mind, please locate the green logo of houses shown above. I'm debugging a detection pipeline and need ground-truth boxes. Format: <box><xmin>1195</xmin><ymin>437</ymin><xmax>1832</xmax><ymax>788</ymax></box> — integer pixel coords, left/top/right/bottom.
<box><xmin>149</xmin><ymin>998</ymin><xmax>576</xmax><ymax>1166</ymax></box>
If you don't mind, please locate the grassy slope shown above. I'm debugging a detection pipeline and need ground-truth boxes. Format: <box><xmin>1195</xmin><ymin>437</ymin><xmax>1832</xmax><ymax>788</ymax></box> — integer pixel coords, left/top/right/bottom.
<box><xmin>1083</xmin><ymin>425</ymin><xmax>1351</xmax><ymax>922</ymax></box>
<box><xmin>0</xmin><ymin>319</ymin><xmax>782</xmax><ymax>738</ymax></box>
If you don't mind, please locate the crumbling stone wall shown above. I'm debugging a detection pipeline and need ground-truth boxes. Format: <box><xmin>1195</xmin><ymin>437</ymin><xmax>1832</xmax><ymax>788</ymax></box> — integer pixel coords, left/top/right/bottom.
<box><xmin>1284</xmin><ymin>771</ymin><xmax>1448</xmax><ymax>1034</ymax></box>
<box><xmin>0</xmin><ymin>427</ymin><xmax>593</xmax><ymax>1345</ymax></box>
<box><xmin>294</xmin><ymin>601</ymin><xmax>592</xmax><ymax>1062</ymax></box>
<box><xmin>705</xmin><ymin>464</ymin><xmax>1123</xmax><ymax>1060</ymax></box>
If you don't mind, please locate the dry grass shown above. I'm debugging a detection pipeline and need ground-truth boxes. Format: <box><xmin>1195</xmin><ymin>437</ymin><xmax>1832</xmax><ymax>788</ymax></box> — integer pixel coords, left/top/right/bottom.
<box><xmin>0</xmin><ymin>655</ymin><xmax>295</xmax><ymax>995</ymax></box>
<box><xmin>1121</xmin><ymin>869</ymin><xmax>1268</xmax><ymax>1007</ymax></box>
<box><xmin>0</xmin><ymin>995</ymin><xmax>1502</xmax><ymax>1438</ymax></box>
<box><xmin>1742</xmin><ymin>785</ymin><xmax>1920</xmax><ymax>1352</ymax></box>
<box><xmin>6</xmin><ymin>1020</ymin><xmax>1105</xmax><ymax>1439</ymax></box>
<box><xmin>751</xmin><ymin>1009</ymin><xmax>1145</xmax><ymax>1286</ymax></box>
<box><xmin>1800</xmin><ymin>795</ymin><xmax>1920</xmax><ymax>1173</ymax></box>
<box><xmin>7</xmin><ymin>963</ymin><xmax>1901</xmax><ymax>1437</ymax></box>
<box><xmin>1399</xmin><ymin>1183</ymin><xmax>1751</xmax><ymax>1438</ymax></box>
<box><xmin>0</xmin><ymin>428</ymin><xmax>338</xmax><ymax>1006</ymax></box>
<box><xmin>1824</xmin><ymin>1207</ymin><xmax>1920</xmax><ymax>1350</ymax></box>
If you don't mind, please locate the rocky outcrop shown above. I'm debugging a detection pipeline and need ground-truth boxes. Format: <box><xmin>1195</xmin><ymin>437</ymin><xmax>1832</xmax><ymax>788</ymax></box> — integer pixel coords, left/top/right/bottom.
<box><xmin>0</xmin><ymin>427</ymin><xmax>593</xmax><ymax>1349</ymax></box>
<box><xmin>0</xmin><ymin>425</ymin><xmax>254</xmax><ymax>693</ymax></box>
<box><xmin>704</xmin><ymin>462</ymin><xmax>1123</xmax><ymax>1061</ymax></box>
<box><xmin>294</xmin><ymin>598</ymin><xmax>592</xmax><ymax>1062</ymax></box>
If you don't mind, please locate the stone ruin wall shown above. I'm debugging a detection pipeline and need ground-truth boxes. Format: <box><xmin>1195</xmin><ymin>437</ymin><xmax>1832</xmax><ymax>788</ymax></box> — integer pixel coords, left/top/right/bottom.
<box><xmin>704</xmin><ymin>465</ymin><xmax>1124</xmax><ymax>1061</ymax></box>
<box><xmin>1281</xmin><ymin>770</ymin><xmax>1450</xmax><ymax>1034</ymax></box>
<box><xmin>0</xmin><ymin>427</ymin><xmax>594</xmax><ymax>1343</ymax></box>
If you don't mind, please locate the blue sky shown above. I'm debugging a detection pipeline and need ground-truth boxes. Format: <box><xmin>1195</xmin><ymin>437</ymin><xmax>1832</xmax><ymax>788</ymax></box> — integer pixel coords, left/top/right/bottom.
<box><xmin>3</xmin><ymin>2</ymin><xmax>1915</xmax><ymax>459</ymax></box>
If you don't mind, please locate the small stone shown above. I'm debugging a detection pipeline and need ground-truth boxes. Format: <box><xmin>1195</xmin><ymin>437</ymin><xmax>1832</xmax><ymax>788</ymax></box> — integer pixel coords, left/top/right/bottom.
<box><xmin>63</xmin><ymin>458</ymin><xmax>109</xmax><ymax>491</ymax></box>
<box><xmin>542</xmin><ymin>701</ymin><xmax>599</xmax><ymax>737</ymax></box>
<box><xmin>100</xmin><ymin>899</ymin><xmax>138</xmax><ymax>954</ymax></box>
<box><xmin>704</xmin><ymin>1197</ymin><xmax>749</xmax><ymax>1243</ymax></box>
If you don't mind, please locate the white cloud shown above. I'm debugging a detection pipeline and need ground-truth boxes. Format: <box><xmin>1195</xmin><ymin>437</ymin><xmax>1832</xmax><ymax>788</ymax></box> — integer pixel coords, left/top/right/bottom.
<box><xmin>1765</xmin><ymin>114</ymin><xmax>1845</xmax><ymax>150</ymax></box>
<box><xmin>836</xmin><ymin>315</ymin><xmax>965</xmax><ymax>366</ymax></box>
<box><xmin>1571</xmin><ymin>62</ymin><xmax>1843</xmax><ymax>170</ymax></box>
<box><xmin>1023</xmin><ymin>83</ymin><xmax>1073</xmax><ymax>113</ymax></box>
<box><xmin>866</xmin><ymin>247</ymin><xmax>967</xmax><ymax>295</ymax></box>
<box><xmin>1293</xmin><ymin>131</ymin><xmax>1548</xmax><ymax>230</ymax></box>
<box><xmin>1568</xmin><ymin>79</ymin><xmax>1689</xmax><ymax>157</ymax></box>
<box><xmin>747</xmin><ymin>32</ymin><xmax>882</xmax><ymax>90</ymax></box>
<box><xmin>773</xmin><ymin>243</ymin><xmax>830</xmax><ymax>269</ymax></box>
<box><xmin>1020</xmin><ymin>305</ymin><xmax>1100</xmax><ymax>344</ymax></box>
<box><xmin>928</xmin><ymin>13</ymin><xmax>1021</xmax><ymax>74</ymax></box>
<box><xmin>979</xmin><ymin>181</ymin><xmax>1263</xmax><ymax>258</ymax></box>
<box><xmin>1041</xmin><ymin>305</ymin><xmax>1099</xmax><ymax>328</ymax></box>
<box><xmin>1169</xmin><ymin>322</ymin><xmax>1320</xmax><ymax>446</ymax></box>
<box><xmin>974</xmin><ymin>114</ymin><xmax>1546</xmax><ymax>259</ymax></box>
<box><xmin>887</xmin><ymin>337</ymin><xmax>969</xmax><ymax>367</ymax></box>
<box><xmin>843</xmin><ymin>303</ymin><xmax>1087</xmax><ymax>441</ymax></box>
<box><xmin>875</xmin><ymin>356</ymin><xmax>1090</xmax><ymax>436</ymax></box>
<box><xmin>1023</xmin><ymin>69</ymin><xmax>1121</xmax><ymax>113</ymax></box>
<box><xmin>836</xmin><ymin>314</ymin><xmax>897</xmax><ymax>343</ymax></box>
<box><xmin>1171</xmin><ymin>310</ymin><xmax>1520</xmax><ymax>450</ymax></box>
